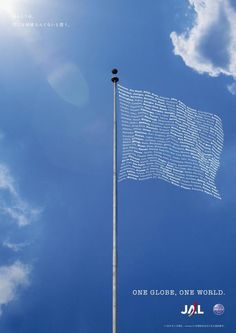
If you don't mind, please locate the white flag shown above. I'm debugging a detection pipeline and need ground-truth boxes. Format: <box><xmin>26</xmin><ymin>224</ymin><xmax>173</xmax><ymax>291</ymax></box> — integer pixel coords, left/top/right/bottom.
<box><xmin>118</xmin><ymin>85</ymin><xmax>224</xmax><ymax>199</ymax></box>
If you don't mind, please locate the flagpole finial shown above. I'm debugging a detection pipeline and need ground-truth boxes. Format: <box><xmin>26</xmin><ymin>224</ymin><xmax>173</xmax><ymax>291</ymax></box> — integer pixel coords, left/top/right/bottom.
<box><xmin>111</xmin><ymin>68</ymin><xmax>119</xmax><ymax>83</ymax></box>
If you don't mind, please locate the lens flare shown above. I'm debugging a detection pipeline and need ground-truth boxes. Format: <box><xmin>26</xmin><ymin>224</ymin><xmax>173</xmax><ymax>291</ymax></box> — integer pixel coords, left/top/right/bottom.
<box><xmin>0</xmin><ymin>0</ymin><xmax>20</xmax><ymax>18</ymax></box>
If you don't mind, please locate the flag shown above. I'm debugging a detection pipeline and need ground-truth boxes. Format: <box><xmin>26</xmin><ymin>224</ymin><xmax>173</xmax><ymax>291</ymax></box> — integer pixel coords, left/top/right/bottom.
<box><xmin>118</xmin><ymin>85</ymin><xmax>224</xmax><ymax>199</ymax></box>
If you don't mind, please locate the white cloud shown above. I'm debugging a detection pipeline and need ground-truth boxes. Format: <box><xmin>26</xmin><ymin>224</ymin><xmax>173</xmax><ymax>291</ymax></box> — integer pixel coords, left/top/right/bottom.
<box><xmin>2</xmin><ymin>203</ymin><xmax>40</xmax><ymax>227</ymax></box>
<box><xmin>0</xmin><ymin>165</ymin><xmax>17</xmax><ymax>195</ymax></box>
<box><xmin>0</xmin><ymin>154</ymin><xmax>40</xmax><ymax>317</ymax></box>
<box><xmin>227</xmin><ymin>81</ymin><xmax>236</xmax><ymax>95</ymax></box>
<box><xmin>0</xmin><ymin>261</ymin><xmax>30</xmax><ymax>316</ymax></box>
<box><xmin>3</xmin><ymin>241</ymin><xmax>30</xmax><ymax>253</ymax></box>
<box><xmin>0</xmin><ymin>164</ymin><xmax>41</xmax><ymax>226</ymax></box>
<box><xmin>170</xmin><ymin>0</ymin><xmax>236</xmax><ymax>79</ymax></box>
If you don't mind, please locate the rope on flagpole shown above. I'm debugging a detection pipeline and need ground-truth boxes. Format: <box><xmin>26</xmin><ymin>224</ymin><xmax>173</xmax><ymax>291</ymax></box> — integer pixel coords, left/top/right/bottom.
<box><xmin>111</xmin><ymin>68</ymin><xmax>119</xmax><ymax>333</ymax></box>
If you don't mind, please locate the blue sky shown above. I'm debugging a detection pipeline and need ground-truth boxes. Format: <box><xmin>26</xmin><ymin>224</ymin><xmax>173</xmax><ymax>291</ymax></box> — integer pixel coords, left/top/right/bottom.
<box><xmin>0</xmin><ymin>0</ymin><xmax>235</xmax><ymax>332</ymax></box>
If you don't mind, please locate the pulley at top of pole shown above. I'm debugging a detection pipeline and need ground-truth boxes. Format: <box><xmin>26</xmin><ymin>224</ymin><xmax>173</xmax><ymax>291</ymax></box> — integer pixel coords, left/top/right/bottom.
<box><xmin>111</xmin><ymin>68</ymin><xmax>119</xmax><ymax>83</ymax></box>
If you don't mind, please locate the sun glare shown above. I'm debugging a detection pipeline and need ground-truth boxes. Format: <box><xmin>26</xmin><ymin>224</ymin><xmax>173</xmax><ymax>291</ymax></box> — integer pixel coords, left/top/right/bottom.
<box><xmin>0</xmin><ymin>0</ymin><xmax>20</xmax><ymax>19</ymax></box>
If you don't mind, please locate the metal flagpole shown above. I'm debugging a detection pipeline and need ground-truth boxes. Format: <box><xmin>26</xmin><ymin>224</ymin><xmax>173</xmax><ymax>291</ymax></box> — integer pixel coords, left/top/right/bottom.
<box><xmin>111</xmin><ymin>68</ymin><xmax>119</xmax><ymax>333</ymax></box>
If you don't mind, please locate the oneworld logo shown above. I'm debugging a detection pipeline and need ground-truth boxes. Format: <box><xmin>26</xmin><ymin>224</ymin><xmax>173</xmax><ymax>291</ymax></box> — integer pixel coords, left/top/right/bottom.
<box><xmin>181</xmin><ymin>302</ymin><xmax>204</xmax><ymax>317</ymax></box>
<box><xmin>213</xmin><ymin>304</ymin><xmax>225</xmax><ymax>316</ymax></box>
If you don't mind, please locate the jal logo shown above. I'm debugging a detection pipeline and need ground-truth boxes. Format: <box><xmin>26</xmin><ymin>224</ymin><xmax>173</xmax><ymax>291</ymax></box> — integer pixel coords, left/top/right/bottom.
<box><xmin>181</xmin><ymin>302</ymin><xmax>204</xmax><ymax>317</ymax></box>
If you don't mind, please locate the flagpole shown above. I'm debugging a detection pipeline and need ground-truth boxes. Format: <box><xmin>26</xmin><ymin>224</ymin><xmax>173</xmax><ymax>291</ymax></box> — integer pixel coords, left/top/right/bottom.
<box><xmin>111</xmin><ymin>68</ymin><xmax>119</xmax><ymax>333</ymax></box>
